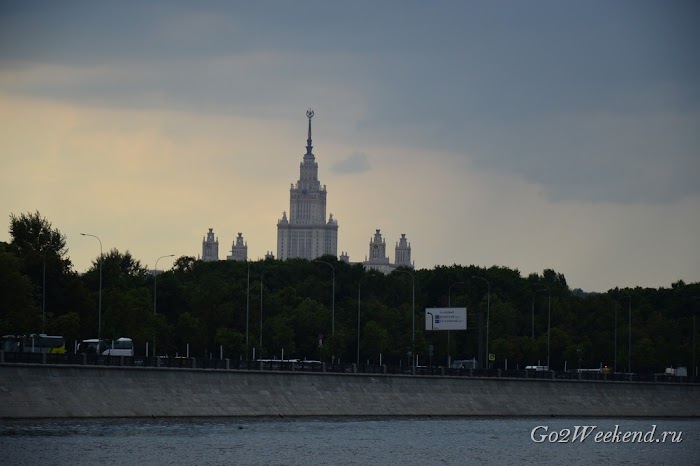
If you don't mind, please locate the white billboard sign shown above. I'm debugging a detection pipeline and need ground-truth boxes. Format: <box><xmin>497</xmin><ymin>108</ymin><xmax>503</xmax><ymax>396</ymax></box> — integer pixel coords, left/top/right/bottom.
<box><xmin>425</xmin><ymin>307</ymin><xmax>467</xmax><ymax>331</ymax></box>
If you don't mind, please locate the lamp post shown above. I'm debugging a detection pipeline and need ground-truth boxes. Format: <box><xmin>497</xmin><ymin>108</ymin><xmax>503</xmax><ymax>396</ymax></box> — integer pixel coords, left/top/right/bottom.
<box><xmin>472</xmin><ymin>276</ymin><xmax>491</xmax><ymax>369</ymax></box>
<box><xmin>534</xmin><ymin>284</ymin><xmax>550</xmax><ymax>369</ymax></box>
<box><xmin>246</xmin><ymin>263</ymin><xmax>250</xmax><ymax>359</ymax></box>
<box><xmin>531</xmin><ymin>292</ymin><xmax>536</xmax><ymax>343</ymax></box>
<box><xmin>448</xmin><ymin>281</ymin><xmax>465</xmax><ymax>367</ymax></box>
<box><xmin>260</xmin><ymin>269</ymin><xmax>265</xmax><ymax>352</ymax></box>
<box><xmin>693</xmin><ymin>297</ymin><xmax>699</xmax><ymax>378</ymax></box>
<box><xmin>613</xmin><ymin>301</ymin><xmax>617</xmax><ymax>374</ymax></box>
<box><xmin>620</xmin><ymin>291</ymin><xmax>631</xmax><ymax>373</ymax></box>
<box><xmin>357</xmin><ymin>272</ymin><xmax>381</xmax><ymax>365</ymax></box>
<box><xmin>80</xmin><ymin>233</ymin><xmax>102</xmax><ymax>344</ymax></box>
<box><xmin>314</xmin><ymin>260</ymin><xmax>335</xmax><ymax>336</ymax></box>
<box><xmin>356</xmin><ymin>273</ymin><xmax>371</xmax><ymax>365</ymax></box>
<box><xmin>42</xmin><ymin>253</ymin><xmax>46</xmax><ymax>334</ymax></box>
<box><xmin>153</xmin><ymin>254</ymin><xmax>174</xmax><ymax>357</ymax></box>
<box><xmin>395</xmin><ymin>269</ymin><xmax>415</xmax><ymax>368</ymax></box>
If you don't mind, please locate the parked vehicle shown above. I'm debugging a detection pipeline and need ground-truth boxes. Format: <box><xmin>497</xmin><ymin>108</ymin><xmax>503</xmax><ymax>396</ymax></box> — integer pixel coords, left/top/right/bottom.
<box><xmin>525</xmin><ymin>365</ymin><xmax>549</xmax><ymax>371</ymax></box>
<box><xmin>77</xmin><ymin>339</ymin><xmax>109</xmax><ymax>355</ymax></box>
<box><xmin>1</xmin><ymin>334</ymin><xmax>65</xmax><ymax>354</ymax></box>
<box><xmin>102</xmin><ymin>337</ymin><xmax>134</xmax><ymax>357</ymax></box>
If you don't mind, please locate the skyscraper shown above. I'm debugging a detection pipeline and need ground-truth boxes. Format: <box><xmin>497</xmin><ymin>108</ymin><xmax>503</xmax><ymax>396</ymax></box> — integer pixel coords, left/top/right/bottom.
<box><xmin>277</xmin><ymin>109</ymin><xmax>338</xmax><ymax>260</ymax></box>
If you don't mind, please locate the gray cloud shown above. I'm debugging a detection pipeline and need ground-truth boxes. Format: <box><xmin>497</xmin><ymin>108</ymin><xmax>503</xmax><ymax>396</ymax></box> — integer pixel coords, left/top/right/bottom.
<box><xmin>2</xmin><ymin>1</ymin><xmax>698</xmax><ymax>205</ymax></box>
<box><xmin>331</xmin><ymin>152</ymin><xmax>370</xmax><ymax>175</ymax></box>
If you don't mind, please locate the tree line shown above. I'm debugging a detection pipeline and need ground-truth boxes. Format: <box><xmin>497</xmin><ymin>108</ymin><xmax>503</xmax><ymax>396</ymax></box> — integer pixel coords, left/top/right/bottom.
<box><xmin>2</xmin><ymin>211</ymin><xmax>698</xmax><ymax>373</ymax></box>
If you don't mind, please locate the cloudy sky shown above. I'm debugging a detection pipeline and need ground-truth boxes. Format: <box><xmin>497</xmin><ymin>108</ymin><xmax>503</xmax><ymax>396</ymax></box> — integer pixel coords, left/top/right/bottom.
<box><xmin>1</xmin><ymin>1</ymin><xmax>698</xmax><ymax>292</ymax></box>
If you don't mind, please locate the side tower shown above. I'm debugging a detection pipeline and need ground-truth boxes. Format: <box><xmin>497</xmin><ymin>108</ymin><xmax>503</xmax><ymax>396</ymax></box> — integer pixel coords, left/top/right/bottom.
<box><xmin>369</xmin><ymin>229</ymin><xmax>388</xmax><ymax>262</ymax></box>
<box><xmin>277</xmin><ymin>109</ymin><xmax>339</xmax><ymax>260</ymax></box>
<box><xmin>363</xmin><ymin>229</ymin><xmax>394</xmax><ymax>273</ymax></box>
<box><xmin>395</xmin><ymin>233</ymin><xmax>413</xmax><ymax>268</ymax></box>
<box><xmin>227</xmin><ymin>232</ymin><xmax>248</xmax><ymax>262</ymax></box>
<box><xmin>202</xmin><ymin>228</ymin><xmax>219</xmax><ymax>262</ymax></box>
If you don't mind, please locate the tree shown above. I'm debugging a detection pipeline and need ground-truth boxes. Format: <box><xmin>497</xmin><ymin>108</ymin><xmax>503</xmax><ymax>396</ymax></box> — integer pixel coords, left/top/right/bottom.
<box><xmin>84</xmin><ymin>248</ymin><xmax>148</xmax><ymax>290</ymax></box>
<box><xmin>267</xmin><ymin>314</ymin><xmax>296</xmax><ymax>358</ymax></box>
<box><xmin>362</xmin><ymin>320</ymin><xmax>390</xmax><ymax>363</ymax></box>
<box><xmin>176</xmin><ymin>312</ymin><xmax>207</xmax><ymax>356</ymax></box>
<box><xmin>215</xmin><ymin>328</ymin><xmax>245</xmax><ymax>358</ymax></box>
<box><xmin>52</xmin><ymin>311</ymin><xmax>81</xmax><ymax>344</ymax></box>
<box><xmin>6</xmin><ymin>212</ymin><xmax>77</xmax><ymax>333</ymax></box>
<box><xmin>9</xmin><ymin>211</ymin><xmax>68</xmax><ymax>259</ymax></box>
<box><xmin>0</xmin><ymin>242</ymin><xmax>39</xmax><ymax>334</ymax></box>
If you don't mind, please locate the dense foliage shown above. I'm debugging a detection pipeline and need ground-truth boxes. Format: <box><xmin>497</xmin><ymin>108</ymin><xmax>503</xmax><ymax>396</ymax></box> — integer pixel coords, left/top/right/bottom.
<box><xmin>2</xmin><ymin>212</ymin><xmax>698</xmax><ymax>373</ymax></box>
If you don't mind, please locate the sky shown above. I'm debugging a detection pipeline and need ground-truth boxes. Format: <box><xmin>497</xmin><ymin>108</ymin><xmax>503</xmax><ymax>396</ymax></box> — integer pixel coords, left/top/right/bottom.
<box><xmin>1</xmin><ymin>0</ymin><xmax>699</xmax><ymax>292</ymax></box>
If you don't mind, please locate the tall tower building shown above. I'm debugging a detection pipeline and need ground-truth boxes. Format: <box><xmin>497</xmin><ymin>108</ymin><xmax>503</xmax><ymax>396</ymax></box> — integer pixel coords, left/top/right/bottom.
<box><xmin>395</xmin><ymin>233</ymin><xmax>413</xmax><ymax>268</ymax></box>
<box><xmin>362</xmin><ymin>229</ymin><xmax>414</xmax><ymax>273</ymax></box>
<box><xmin>227</xmin><ymin>232</ymin><xmax>248</xmax><ymax>262</ymax></box>
<box><xmin>202</xmin><ymin>228</ymin><xmax>219</xmax><ymax>262</ymax></box>
<box><xmin>363</xmin><ymin>229</ymin><xmax>393</xmax><ymax>273</ymax></box>
<box><xmin>277</xmin><ymin>109</ymin><xmax>339</xmax><ymax>260</ymax></box>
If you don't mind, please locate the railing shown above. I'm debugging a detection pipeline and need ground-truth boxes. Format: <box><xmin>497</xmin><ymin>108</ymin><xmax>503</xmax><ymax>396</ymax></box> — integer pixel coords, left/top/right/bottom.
<box><xmin>0</xmin><ymin>351</ymin><xmax>696</xmax><ymax>384</ymax></box>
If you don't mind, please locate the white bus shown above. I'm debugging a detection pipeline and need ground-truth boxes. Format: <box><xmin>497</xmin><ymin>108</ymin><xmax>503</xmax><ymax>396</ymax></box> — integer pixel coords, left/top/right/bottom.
<box><xmin>102</xmin><ymin>337</ymin><xmax>134</xmax><ymax>357</ymax></box>
<box><xmin>525</xmin><ymin>365</ymin><xmax>549</xmax><ymax>371</ymax></box>
<box><xmin>77</xmin><ymin>339</ymin><xmax>108</xmax><ymax>354</ymax></box>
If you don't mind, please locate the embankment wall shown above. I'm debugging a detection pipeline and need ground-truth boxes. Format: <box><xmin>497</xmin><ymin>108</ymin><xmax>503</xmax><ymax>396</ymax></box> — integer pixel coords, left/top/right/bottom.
<box><xmin>1</xmin><ymin>364</ymin><xmax>698</xmax><ymax>418</ymax></box>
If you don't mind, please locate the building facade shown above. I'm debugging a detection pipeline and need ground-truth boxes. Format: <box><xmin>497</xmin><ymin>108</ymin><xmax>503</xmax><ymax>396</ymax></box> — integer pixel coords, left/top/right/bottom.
<box><xmin>226</xmin><ymin>232</ymin><xmax>248</xmax><ymax>261</ymax></box>
<box><xmin>201</xmin><ymin>228</ymin><xmax>219</xmax><ymax>262</ymax></box>
<box><xmin>277</xmin><ymin>109</ymin><xmax>339</xmax><ymax>260</ymax></box>
<box><xmin>362</xmin><ymin>229</ymin><xmax>413</xmax><ymax>273</ymax></box>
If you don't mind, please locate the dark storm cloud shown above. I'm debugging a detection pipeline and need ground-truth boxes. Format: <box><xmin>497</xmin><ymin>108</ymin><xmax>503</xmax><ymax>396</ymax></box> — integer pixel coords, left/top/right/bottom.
<box><xmin>2</xmin><ymin>0</ymin><xmax>698</xmax><ymax>204</ymax></box>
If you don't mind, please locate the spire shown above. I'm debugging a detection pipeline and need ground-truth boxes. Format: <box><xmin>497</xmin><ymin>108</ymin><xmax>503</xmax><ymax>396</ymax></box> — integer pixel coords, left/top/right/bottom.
<box><xmin>305</xmin><ymin>108</ymin><xmax>314</xmax><ymax>158</ymax></box>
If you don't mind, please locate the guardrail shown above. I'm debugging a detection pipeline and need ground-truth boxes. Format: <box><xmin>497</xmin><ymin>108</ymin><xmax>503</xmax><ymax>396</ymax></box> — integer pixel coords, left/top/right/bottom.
<box><xmin>0</xmin><ymin>351</ymin><xmax>695</xmax><ymax>384</ymax></box>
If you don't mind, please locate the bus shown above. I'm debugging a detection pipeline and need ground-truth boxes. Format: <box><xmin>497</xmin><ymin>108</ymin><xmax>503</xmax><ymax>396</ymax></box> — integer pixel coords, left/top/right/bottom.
<box><xmin>1</xmin><ymin>334</ymin><xmax>66</xmax><ymax>354</ymax></box>
<box><xmin>102</xmin><ymin>337</ymin><xmax>134</xmax><ymax>357</ymax></box>
<box><xmin>525</xmin><ymin>365</ymin><xmax>550</xmax><ymax>371</ymax></box>
<box><xmin>77</xmin><ymin>337</ymin><xmax>135</xmax><ymax>356</ymax></box>
<box><xmin>77</xmin><ymin>338</ymin><xmax>109</xmax><ymax>355</ymax></box>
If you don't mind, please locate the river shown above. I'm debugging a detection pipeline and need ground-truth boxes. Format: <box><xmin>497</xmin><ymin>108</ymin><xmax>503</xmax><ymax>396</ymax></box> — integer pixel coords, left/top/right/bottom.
<box><xmin>1</xmin><ymin>417</ymin><xmax>698</xmax><ymax>465</ymax></box>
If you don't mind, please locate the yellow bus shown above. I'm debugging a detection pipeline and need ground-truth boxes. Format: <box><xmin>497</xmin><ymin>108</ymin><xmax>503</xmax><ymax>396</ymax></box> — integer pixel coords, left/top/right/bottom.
<box><xmin>1</xmin><ymin>334</ymin><xmax>66</xmax><ymax>354</ymax></box>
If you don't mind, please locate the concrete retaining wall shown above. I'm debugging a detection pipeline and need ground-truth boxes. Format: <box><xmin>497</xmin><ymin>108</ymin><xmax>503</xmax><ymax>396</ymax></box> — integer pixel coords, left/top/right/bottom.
<box><xmin>1</xmin><ymin>364</ymin><xmax>698</xmax><ymax>418</ymax></box>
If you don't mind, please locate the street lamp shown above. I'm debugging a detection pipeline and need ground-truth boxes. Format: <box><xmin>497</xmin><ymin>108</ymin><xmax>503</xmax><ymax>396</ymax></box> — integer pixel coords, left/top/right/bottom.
<box><xmin>246</xmin><ymin>263</ymin><xmax>250</xmax><ymax>359</ymax></box>
<box><xmin>534</xmin><ymin>284</ymin><xmax>550</xmax><ymax>369</ymax></box>
<box><xmin>153</xmin><ymin>254</ymin><xmax>174</xmax><ymax>357</ymax></box>
<box><xmin>612</xmin><ymin>300</ymin><xmax>617</xmax><ymax>373</ymax></box>
<box><xmin>260</xmin><ymin>269</ymin><xmax>265</xmax><ymax>352</ymax></box>
<box><xmin>692</xmin><ymin>297</ymin><xmax>699</xmax><ymax>378</ymax></box>
<box><xmin>530</xmin><ymin>292</ymin><xmax>536</xmax><ymax>343</ymax></box>
<box><xmin>80</xmin><ymin>233</ymin><xmax>102</xmax><ymax>345</ymax></box>
<box><xmin>472</xmin><ymin>276</ymin><xmax>491</xmax><ymax>369</ymax></box>
<box><xmin>395</xmin><ymin>269</ymin><xmax>415</xmax><ymax>368</ymax></box>
<box><xmin>42</xmin><ymin>253</ymin><xmax>46</xmax><ymax>334</ymax></box>
<box><xmin>620</xmin><ymin>291</ymin><xmax>631</xmax><ymax>373</ymax></box>
<box><xmin>314</xmin><ymin>260</ymin><xmax>335</xmax><ymax>337</ymax></box>
<box><xmin>357</xmin><ymin>272</ymin><xmax>381</xmax><ymax>365</ymax></box>
<box><xmin>447</xmin><ymin>281</ymin><xmax>465</xmax><ymax>367</ymax></box>
<box><xmin>357</xmin><ymin>273</ymin><xmax>368</xmax><ymax>365</ymax></box>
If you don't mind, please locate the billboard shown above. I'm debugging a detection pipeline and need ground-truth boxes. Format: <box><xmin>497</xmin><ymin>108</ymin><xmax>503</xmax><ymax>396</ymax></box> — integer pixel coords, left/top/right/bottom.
<box><xmin>425</xmin><ymin>307</ymin><xmax>467</xmax><ymax>331</ymax></box>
